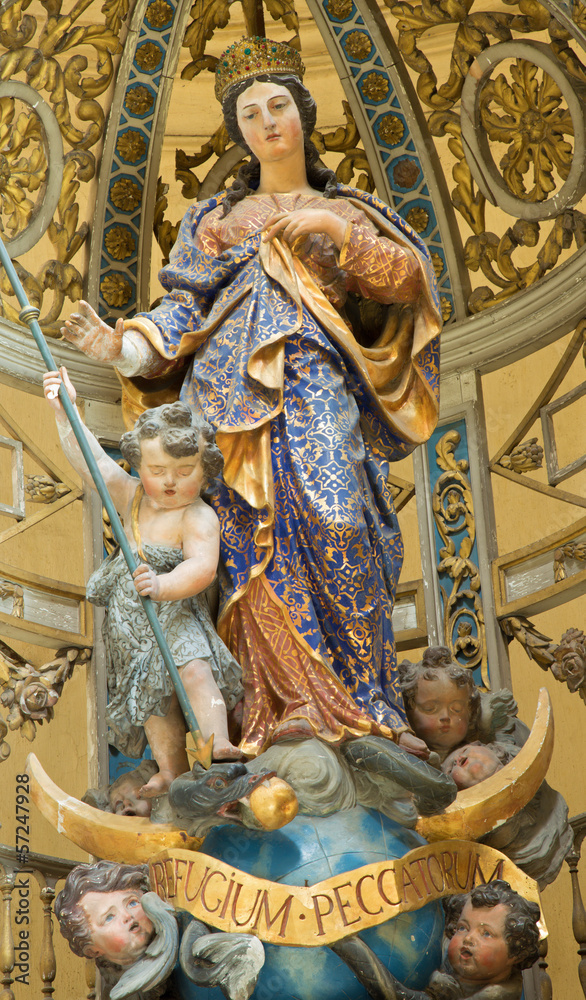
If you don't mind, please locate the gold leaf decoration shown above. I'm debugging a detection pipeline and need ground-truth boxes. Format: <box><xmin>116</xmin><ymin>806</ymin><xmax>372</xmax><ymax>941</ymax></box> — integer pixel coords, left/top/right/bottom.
<box><xmin>101</xmin><ymin>0</ymin><xmax>130</xmax><ymax>33</ymax></box>
<box><xmin>0</xmin><ymin>641</ymin><xmax>91</xmax><ymax>756</ymax></box>
<box><xmin>406</xmin><ymin>206</ymin><xmax>429</xmax><ymax>232</ymax></box>
<box><xmin>0</xmin><ymin>0</ymin><xmax>122</xmax><ymax>331</ymax></box>
<box><xmin>135</xmin><ymin>41</ymin><xmax>163</xmax><ymax>72</ymax></box>
<box><xmin>100</xmin><ymin>273</ymin><xmax>132</xmax><ymax>307</ymax></box>
<box><xmin>125</xmin><ymin>85</ymin><xmax>154</xmax><ymax>115</ymax></box>
<box><xmin>326</xmin><ymin>0</ymin><xmax>353</xmax><ymax>18</ymax></box>
<box><xmin>378</xmin><ymin>114</ymin><xmax>404</xmax><ymax>145</ymax></box>
<box><xmin>361</xmin><ymin>72</ymin><xmax>389</xmax><ymax>101</ymax></box>
<box><xmin>116</xmin><ymin>130</ymin><xmax>147</xmax><ymax>163</ymax></box>
<box><xmin>181</xmin><ymin>0</ymin><xmax>231</xmax><ymax>81</ymax></box>
<box><xmin>105</xmin><ymin>226</ymin><xmax>136</xmax><ymax>260</ymax></box>
<box><xmin>344</xmin><ymin>30</ymin><xmax>372</xmax><ymax>59</ymax></box>
<box><xmin>111</xmin><ymin>177</ymin><xmax>143</xmax><ymax>211</ymax></box>
<box><xmin>146</xmin><ymin>0</ymin><xmax>174</xmax><ymax>28</ymax></box>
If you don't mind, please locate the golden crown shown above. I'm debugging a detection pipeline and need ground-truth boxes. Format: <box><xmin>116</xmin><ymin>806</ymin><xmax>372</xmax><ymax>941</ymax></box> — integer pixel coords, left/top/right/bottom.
<box><xmin>215</xmin><ymin>37</ymin><xmax>305</xmax><ymax>102</ymax></box>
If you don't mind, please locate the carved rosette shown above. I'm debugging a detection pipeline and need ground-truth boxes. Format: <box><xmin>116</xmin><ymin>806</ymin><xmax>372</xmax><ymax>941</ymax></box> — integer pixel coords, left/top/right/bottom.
<box><xmin>0</xmin><ymin>642</ymin><xmax>91</xmax><ymax>756</ymax></box>
<box><xmin>432</xmin><ymin>430</ymin><xmax>487</xmax><ymax>683</ymax></box>
<box><xmin>500</xmin><ymin>616</ymin><xmax>586</xmax><ymax>704</ymax></box>
<box><xmin>389</xmin><ymin>0</ymin><xmax>586</xmax><ymax>314</ymax></box>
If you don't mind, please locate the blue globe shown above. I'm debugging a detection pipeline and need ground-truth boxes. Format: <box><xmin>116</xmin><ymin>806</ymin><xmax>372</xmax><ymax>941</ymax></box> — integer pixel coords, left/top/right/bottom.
<box><xmin>173</xmin><ymin>805</ymin><xmax>443</xmax><ymax>1000</ymax></box>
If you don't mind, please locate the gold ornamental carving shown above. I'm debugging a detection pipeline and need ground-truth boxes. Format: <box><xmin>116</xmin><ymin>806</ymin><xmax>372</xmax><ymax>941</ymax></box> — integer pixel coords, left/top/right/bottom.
<box><xmin>497</xmin><ymin>438</ymin><xmax>544</xmax><ymax>474</ymax></box>
<box><xmin>432</xmin><ymin>430</ymin><xmax>487</xmax><ymax>684</ymax></box>
<box><xmin>146</xmin><ymin>0</ymin><xmax>174</xmax><ymax>28</ymax></box>
<box><xmin>24</xmin><ymin>474</ymin><xmax>71</xmax><ymax>504</ymax></box>
<box><xmin>125</xmin><ymin>84</ymin><xmax>155</xmax><ymax>115</ymax></box>
<box><xmin>387</xmin><ymin>0</ymin><xmax>586</xmax><ymax>313</ymax></box>
<box><xmin>478</xmin><ymin>59</ymin><xmax>574</xmax><ymax>204</ymax></box>
<box><xmin>0</xmin><ymin>0</ymin><xmax>123</xmax><ymax>334</ymax></box>
<box><xmin>361</xmin><ymin>72</ymin><xmax>389</xmax><ymax>101</ymax></box>
<box><xmin>501</xmin><ymin>616</ymin><xmax>586</xmax><ymax>704</ymax></box>
<box><xmin>111</xmin><ymin>177</ymin><xmax>143</xmax><ymax>212</ymax></box>
<box><xmin>100</xmin><ymin>273</ymin><xmax>133</xmax><ymax>308</ymax></box>
<box><xmin>344</xmin><ymin>31</ymin><xmax>372</xmax><ymax>60</ymax></box>
<box><xmin>0</xmin><ymin>643</ymin><xmax>91</xmax><ymax>757</ymax></box>
<box><xmin>553</xmin><ymin>540</ymin><xmax>586</xmax><ymax>582</ymax></box>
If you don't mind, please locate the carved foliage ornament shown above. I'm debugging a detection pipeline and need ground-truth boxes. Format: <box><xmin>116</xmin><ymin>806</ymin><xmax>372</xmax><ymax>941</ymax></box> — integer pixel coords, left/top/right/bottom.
<box><xmin>0</xmin><ymin>640</ymin><xmax>91</xmax><ymax>757</ymax></box>
<box><xmin>388</xmin><ymin>0</ymin><xmax>586</xmax><ymax>313</ymax></box>
<box><xmin>432</xmin><ymin>430</ymin><xmax>487</xmax><ymax>682</ymax></box>
<box><xmin>501</xmin><ymin>615</ymin><xmax>586</xmax><ymax>703</ymax></box>
<box><xmin>0</xmin><ymin>0</ymin><xmax>123</xmax><ymax>334</ymax></box>
<box><xmin>460</xmin><ymin>41</ymin><xmax>586</xmax><ymax>220</ymax></box>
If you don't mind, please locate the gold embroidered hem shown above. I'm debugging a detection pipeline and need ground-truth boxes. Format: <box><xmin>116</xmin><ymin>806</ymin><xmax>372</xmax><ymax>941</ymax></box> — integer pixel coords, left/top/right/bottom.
<box><xmin>220</xmin><ymin>573</ymin><xmax>398</xmax><ymax>757</ymax></box>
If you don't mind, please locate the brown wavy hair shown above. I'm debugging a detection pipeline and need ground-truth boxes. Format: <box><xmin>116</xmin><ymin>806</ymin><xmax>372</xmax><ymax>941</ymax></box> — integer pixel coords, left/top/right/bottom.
<box><xmin>120</xmin><ymin>401</ymin><xmax>223</xmax><ymax>492</ymax></box>
<box><xmin>55</xmin><ymin>861</ymin><xmax>151</xmax><ymax>961</ymax></box>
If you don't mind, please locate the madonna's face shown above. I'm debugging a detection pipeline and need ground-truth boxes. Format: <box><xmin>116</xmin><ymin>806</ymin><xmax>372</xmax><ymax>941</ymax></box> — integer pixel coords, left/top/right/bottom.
<box><xmin>236</xmin><ymin>80</ymin><xmax>304</xmax><ymax>164</ymax></box>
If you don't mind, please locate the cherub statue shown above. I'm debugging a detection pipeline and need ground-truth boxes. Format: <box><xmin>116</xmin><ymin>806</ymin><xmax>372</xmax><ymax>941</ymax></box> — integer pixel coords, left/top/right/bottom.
<box><xmin>337</xmin><ymin>880</ymin><xmax>540</xmax><ymax>1000</ymax></box>
<box><xmin>398</xmin><ymin>647</ymin><xmax>481</xmax><ymax>763</ymax></box>
<box><xmin>82</xmin><ymin>761</ymin><xmax>160</xmax><ymax>817</ymax></box>
<box><xmin>441</xmin><ymin>741</ymin><xmax>572</xmax><ymax>889</ymax></box>
<box><xmin>54</xmin><ymin>860</ymin><xmax>264</xmax><ymax>1000</ymax></box>
<box><xmin>398</xmin><ymin>647</ymin><xmax>571</xmax><ymax>888</ymax></box>
<box><xmin>44</xmin><ymin>369</ymin><xmax>243</xmax><ymax>796</ymax></box>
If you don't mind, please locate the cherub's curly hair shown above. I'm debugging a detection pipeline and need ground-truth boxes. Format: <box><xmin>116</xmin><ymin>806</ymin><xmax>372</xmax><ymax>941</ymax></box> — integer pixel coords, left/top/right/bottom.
<box><xmin>398</xmin><ymin>646</ymin><xmax>481</xmax><ymax>738</ymax></box>
<box><xmin>120</xmin><ymin>401</ymin><xmax>223</xmax><ymax>492</ymax></box>
<box><xmin>55</xmin><ymin>861</ymin><xmax>151</xmax><ymax>960</ymax></box>
<box><xmin>220</xmin><ymin>73</ymin><xmax>338</xmax><ymax>216</ymax></box>
<box><xmin>444</xmin><ymin>880</ymin><xmax>541</xmax><ymax>971</ymax></box>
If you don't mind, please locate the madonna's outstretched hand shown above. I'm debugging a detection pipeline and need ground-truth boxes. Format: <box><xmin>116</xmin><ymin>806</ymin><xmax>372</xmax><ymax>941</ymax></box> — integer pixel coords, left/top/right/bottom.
<box><xmin>61</xmin><ymin>300</ymin><xmax>125</xmax><ymax>364</ymax></box>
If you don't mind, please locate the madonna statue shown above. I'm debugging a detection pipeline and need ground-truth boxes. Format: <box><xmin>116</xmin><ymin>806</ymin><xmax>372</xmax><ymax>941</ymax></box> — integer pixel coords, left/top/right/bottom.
<box><xmin>62</xmin><ymin>37</ymin><xmax>442</xmax><ymax>757</ymax></box>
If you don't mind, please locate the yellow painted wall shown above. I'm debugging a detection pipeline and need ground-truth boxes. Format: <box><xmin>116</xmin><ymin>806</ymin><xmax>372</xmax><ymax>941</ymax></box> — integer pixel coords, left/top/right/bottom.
<box><xmin>1</xmin><ymin>2</ymin><xmax>586</xmax><ymax>996</ymax></box>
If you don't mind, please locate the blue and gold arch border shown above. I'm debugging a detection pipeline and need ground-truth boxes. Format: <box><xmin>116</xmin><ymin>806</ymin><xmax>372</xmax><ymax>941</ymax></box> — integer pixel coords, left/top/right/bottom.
<box><xmin>88</xmin><ymin>0</ymin><xmax>195</xmax><ymax>319</ymax></box>
<box><xmin>306</xmin><ymin>0</ymin><xmax>469</xmax><ymax>323</ymax></box>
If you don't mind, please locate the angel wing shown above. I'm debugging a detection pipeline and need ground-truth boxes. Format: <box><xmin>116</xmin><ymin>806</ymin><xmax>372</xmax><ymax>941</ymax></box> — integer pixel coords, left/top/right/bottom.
<box><xmin>179</xmin><ymin>921</ymin><xmax>265</xmax><ymax>1000</ymax></box>
<box><xmin>110</xmin><ymin>892</ymin><xmax>179</xmax><ymax>1000</ymax></box>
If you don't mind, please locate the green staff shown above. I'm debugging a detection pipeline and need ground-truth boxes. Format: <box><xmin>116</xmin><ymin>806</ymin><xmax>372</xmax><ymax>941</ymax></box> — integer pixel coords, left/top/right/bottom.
<box><xmin>0</xmin><ymin>237</ymin><xmax>213</xmax><ymax>769</ymax></box>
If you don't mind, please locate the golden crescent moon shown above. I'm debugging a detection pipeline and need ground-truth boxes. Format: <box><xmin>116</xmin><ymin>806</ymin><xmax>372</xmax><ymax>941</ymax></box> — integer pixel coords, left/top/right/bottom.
<box><xmin>416</xmin><ymin>687</ymin><xmax>553</xmax><ymax>843</ymax></box>
<box><xmin>27</xmin><ymin>752</ymin><xmax>204</xmax><ymax>863</ymax></box>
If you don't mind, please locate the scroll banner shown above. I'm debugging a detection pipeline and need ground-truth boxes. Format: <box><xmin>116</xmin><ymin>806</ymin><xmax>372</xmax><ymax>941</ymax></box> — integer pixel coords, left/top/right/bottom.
<box><xmin>150</xmin><ymin>840</ymin><xmax>542</xmax><ymax>947</ymax></box>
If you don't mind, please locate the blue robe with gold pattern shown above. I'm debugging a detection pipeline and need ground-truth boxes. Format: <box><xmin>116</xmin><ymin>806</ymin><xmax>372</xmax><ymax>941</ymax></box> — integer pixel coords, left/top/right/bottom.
<box><xmin>125</xmin><ymin>185</ymin><xmax>441</xmax><ymax>755</ymax></box>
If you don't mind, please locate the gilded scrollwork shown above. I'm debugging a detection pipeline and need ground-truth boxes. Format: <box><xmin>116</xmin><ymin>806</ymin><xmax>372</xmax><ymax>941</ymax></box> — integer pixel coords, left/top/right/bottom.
<box><xmin>432</xmin><ymin>429</ymin><xmax>487</xmax><ymax>682</ymax></box>
<box><xmin>386</xmin><ymin>0</ymin><xmax>586</xmax><ymax>313</ymax></box>
<box><xmin>181</xmin><ymin>0</ymin><xmax>299</xmax><ymax>83</ymax></box>
<box><xmin>0</xmin><ymin>640</ymin><xmax>91</xmax><ymax>755</ymax></box>
<box><xmin>479</xmin><ymin>59</ymin><xmax>574</xmax><ymax>204</ymax></box>
<box><xmin>0</xmin><ymin>96</ymin><xmax>47</xmax><ymax>242</ymax></box>
<box><xmin>0</xmin><ymin>0</ymin><xmax>123</xmax><ymax>333</ymax></box>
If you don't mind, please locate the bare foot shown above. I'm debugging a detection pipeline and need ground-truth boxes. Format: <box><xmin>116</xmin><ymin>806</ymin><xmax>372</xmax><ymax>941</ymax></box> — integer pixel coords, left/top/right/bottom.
<box><xmin>212</xmin><ymin>738</ymin><xmax>244</xmax><ymax>761</ymax></box>
<box><xmin>138</xmin><ymin>769</ymin><xmax>176</xmax><ymax>799</ymax></box>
